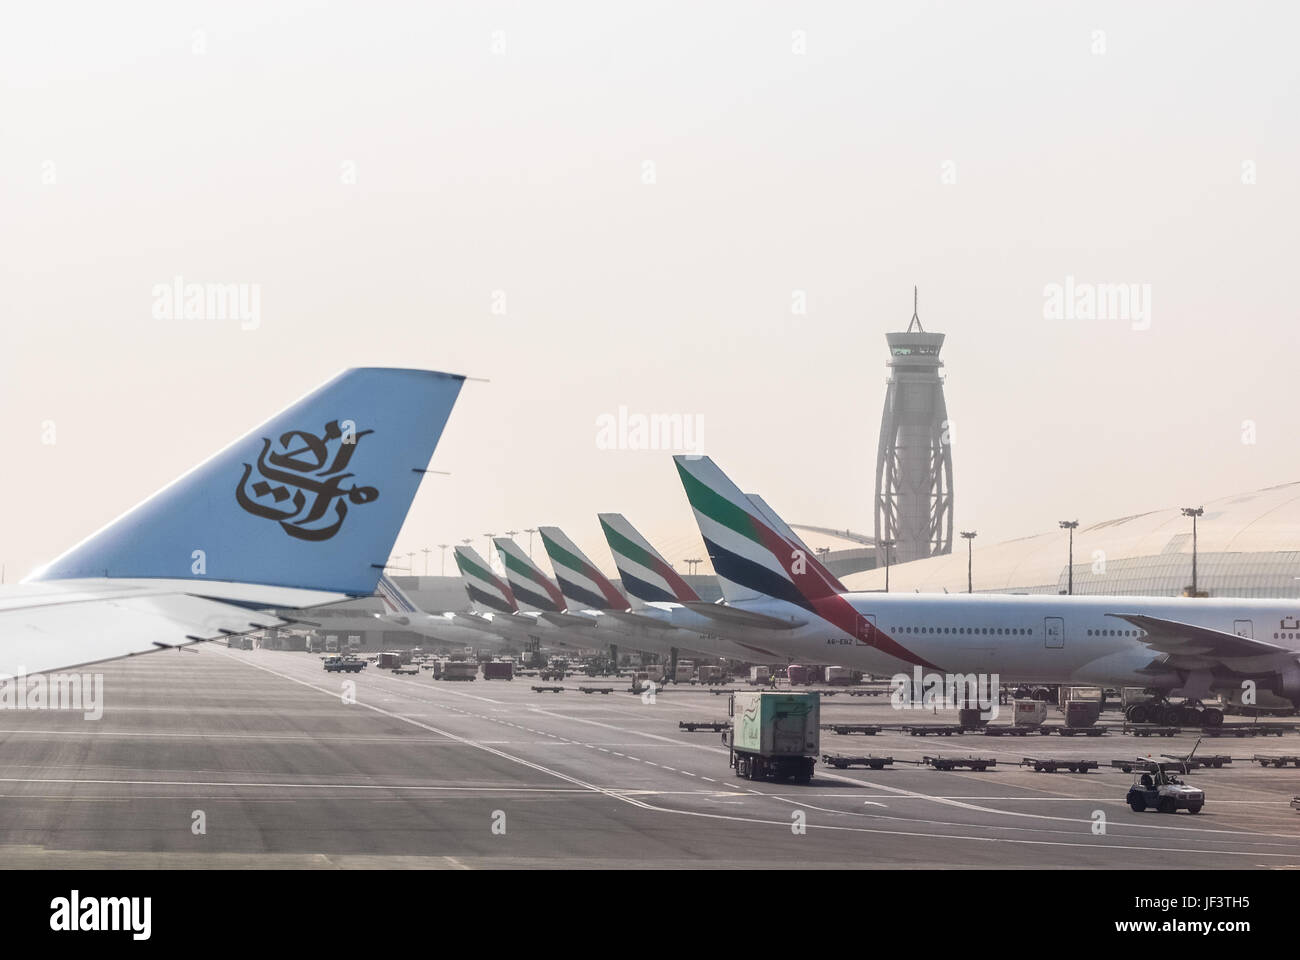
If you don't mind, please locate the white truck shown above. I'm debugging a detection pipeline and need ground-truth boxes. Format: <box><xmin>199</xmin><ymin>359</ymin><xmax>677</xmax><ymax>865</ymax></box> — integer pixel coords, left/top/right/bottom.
<box><xmin>728</xmin><ymin>691</ymin><xmax>820</xmax><ymax>783</ymax></box>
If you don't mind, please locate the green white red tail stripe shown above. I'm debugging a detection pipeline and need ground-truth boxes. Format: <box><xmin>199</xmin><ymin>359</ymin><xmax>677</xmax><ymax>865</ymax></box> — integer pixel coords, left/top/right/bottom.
<box><xmin>673</xmin><ymin>455</ymin><xmax>939</xmax><ymax>669</ymax></box>
<box><xmin>452</xmin><ymin>545</ymin><xmax>518</xmax><ymax>615</ymax></box>
<box><xmin>492</xmin><ymin>537</ymin><xmax>565</xmax><ymax>612</ymax></box>
<box><xmin>598</xmin><ymin>513</ymin><xmax>700</xmax><ymax>604</ymax></box>
<box><xmin>538</xmin><ymin>526</ymin><xmax>629</xmax><ymax>611</ymax></box>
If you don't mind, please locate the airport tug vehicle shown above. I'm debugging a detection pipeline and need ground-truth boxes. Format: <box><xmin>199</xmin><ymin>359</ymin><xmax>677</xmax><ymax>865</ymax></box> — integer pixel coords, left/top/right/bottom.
<box><xmin>727</xmin><ymin>691</ymin><xmax>820</xmax><ymax>784</ymax></box>
<box><xmin>1125</xmin><ymin>738</ymin><xmax>1206</xmax><ymax>814</ymax></box>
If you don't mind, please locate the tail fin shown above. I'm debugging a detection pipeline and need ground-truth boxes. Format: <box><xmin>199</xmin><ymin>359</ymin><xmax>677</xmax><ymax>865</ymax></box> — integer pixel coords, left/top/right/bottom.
<box><xmin>32</xmin><ymin>368</ymin><xmax>464</xmax><ymax>596</ymax></box>
<box><xmin>673</xmin><ymin>455</ymin><xmax>845</xmax><ymax>608</ymax></box>
<box><xmin>452</xmin><ymin>546</ymin><xmax>519</xmax><ymax>615</ymax></box>
<box><xmin>538</xmin><ymin>526</ymin><xmax>629</xmax><ymax>611</ymax></box>
<box><xmin>376</xmin><ymin>573</ymin><xmax>424</xmax><ymax>615</ymax></box>
<box><xmin>493</xmin><ymin>537</ymin><xmax>565</xmax><ymax>612</ymax></box>
<box><xmin>745</xmin><ymin>494</ymin><xmax>817</xmax><ymax>559</ymax></box>
<box><xmin>598</xmin><ymin>513</ymin><xmax>700</xmax><ymax>604</ymax></box>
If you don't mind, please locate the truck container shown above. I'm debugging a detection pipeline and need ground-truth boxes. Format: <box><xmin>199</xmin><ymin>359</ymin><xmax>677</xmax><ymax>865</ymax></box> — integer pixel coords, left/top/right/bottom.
<box><xmin>697</xmin><ymin>665</ymin><xmax>722</xmax><ymax>685</ymax></box>
<box><xmin>376</xmin><ymin>652</ymin><xmax>402</xmax><ymax>670</ymax></box>
<box><xmin>324</xmin><ymin>636</ymin><xmax>340</xmax><ymax>653</ymax></box>
<box><xmin>786</xmin><ymin>664</ymin><xmax>812</xmax><ymax>685</ymax></box>
<box><xmin>749</xmin><ymin>666</ymin><xmax>771</xmax><ymax>685</ymax></box>
<box><xmin>825</xmin><ymin>666</ymin><xmax>852</xmax><ymax>685</ymax></box>
<box><xmin>674</xmin><ymin>660</ymin><xmax>695</xmax><ymax>684</ymax></box>
<box><xmin>442</xmin><ymin>660</ymin><xmax>478</xmax><ymax>681</ymax></box>
<box><xmin>482</xmin><ymin>660</ymin><xmax>514</xmax><ymax>681</ymax></box>
<box><xmin>728</xmin><ymin>691</ymin><xmax>820</xmax><ymax>783</ymax></box>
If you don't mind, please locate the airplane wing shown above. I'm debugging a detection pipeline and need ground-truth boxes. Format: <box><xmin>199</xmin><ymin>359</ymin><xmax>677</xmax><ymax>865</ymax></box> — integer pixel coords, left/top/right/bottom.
<box><xmin>681</xmin><ymin>601</ymin><xmax>807</xmax><ymax>630</ymax></box>
<box><xmin>3</xmin><ymin>367</ymin><xmax>464</xmax><ymax>678</ymax></box>
<box><xmin>1106</xmin><ymin>613</ymin><xmax>1293</xmax><ymax>666</ymax></box>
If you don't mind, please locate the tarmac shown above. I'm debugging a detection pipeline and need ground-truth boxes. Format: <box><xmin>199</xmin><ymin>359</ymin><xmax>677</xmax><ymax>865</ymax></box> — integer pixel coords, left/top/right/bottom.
<box><xmin>1</xmin><ymin>647</ymin><xmax>1298</xmax><ymax>868</ymax></box>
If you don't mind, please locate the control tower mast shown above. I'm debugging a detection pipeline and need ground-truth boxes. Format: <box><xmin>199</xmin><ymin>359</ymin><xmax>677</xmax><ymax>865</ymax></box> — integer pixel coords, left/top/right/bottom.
<box><xmin>874</xmin><ymin>289</ymin><xmax>954</xmax><ymax>565</ymax></box>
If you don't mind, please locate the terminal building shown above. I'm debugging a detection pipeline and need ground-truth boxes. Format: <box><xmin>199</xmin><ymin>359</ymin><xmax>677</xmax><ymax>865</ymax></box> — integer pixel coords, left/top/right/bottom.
<box><xmin>843</xmin><ymin>480</ymin><xmax>1300</xmax><ymax>599</ymax></box>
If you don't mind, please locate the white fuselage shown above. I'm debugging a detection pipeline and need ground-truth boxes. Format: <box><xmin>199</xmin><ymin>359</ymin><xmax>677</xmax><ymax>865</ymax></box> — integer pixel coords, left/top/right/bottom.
<box><xmin>724</xmin><ymin>592</ymin><xmax>1300</xmax><ymax>694</ymax></box>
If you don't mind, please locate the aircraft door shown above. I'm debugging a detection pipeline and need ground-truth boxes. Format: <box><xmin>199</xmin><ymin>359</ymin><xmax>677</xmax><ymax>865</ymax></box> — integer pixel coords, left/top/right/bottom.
<box><xmin>857</xmin><ymin>614</ymin><xmax>877</xmax><ymax>645</ymax></box>
<box><xmin>1045</xmin><ymin>617</ymin><xmax>1064</xmax><ymax>649</ymax></box>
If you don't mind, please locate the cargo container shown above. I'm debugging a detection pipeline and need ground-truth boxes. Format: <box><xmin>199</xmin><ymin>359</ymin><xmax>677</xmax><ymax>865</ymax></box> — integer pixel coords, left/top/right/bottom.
<box><xmin>674</xmin><ymin>660</ymin><xmax>695</xmax><ymax>684</ymax></box>
<box><xmin>482</xmin><ymin>660</ymin><xmax>514</xmax><ymax>681</ymax></box>
<box><xmin>1012</xmin><ymin>699</ymin><xmax>1048</xmax><ymax>727</ymax></box>
<box><xmin>442</xmin><ymin>660</ymin><xmax>478</xmax><ymax>681</ymax></box>
<box><xmin>376</xmin><ymin>652</ymin><xmax>402</xmax><ymax>670</ymax></box>
<box><xmin>728</xmin><ymin>691</ymin><xmax>820</xmax><ymax>783</ymax></box>
<box><xmin>1064</xmin><ymin>700</ymin><xmax>1100</xmax><ymax>727</ymax></box>
<box><xmin>825</xmin><ymin>666</ymin><xmax>852</xmax><ymax>685</ymax></box>
<box><xmin>324</xmin><ymin>636</ymin><xmax>340</xmax><ymax>653</ymax></box>
<box><xmin>749</xmin><ymin>666</ymin><xmax>771</xmax><ymax>684</ymax></box>
<box><xmin>697</xmin><ymin>665</ymin><xmax>722</xmax><ymax>685</ymax></box>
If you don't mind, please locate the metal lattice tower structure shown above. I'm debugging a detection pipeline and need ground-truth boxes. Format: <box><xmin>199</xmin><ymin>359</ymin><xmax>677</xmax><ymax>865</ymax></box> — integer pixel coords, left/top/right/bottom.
<box><xmin>874</xmin><ymin>288</ymin><xmax>954</xmax><ymax>564</ymax></box>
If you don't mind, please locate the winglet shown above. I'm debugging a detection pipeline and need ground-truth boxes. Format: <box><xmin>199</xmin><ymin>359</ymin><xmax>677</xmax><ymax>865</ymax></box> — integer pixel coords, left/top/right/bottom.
<box><xmin>31</xmin><ymin>368</ymin><xmax>464</xmax><ymax>597</ymax></box>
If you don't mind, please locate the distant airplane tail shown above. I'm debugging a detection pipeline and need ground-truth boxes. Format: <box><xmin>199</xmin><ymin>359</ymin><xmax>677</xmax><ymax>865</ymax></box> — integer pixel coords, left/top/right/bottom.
<box><xmin>376</xmin><ymin>573</ymin><xmax>423</xmax><ymax>616</ymax></box>
<box><xmin>452</xmin><ymin>545</ymin><xmax>519</xmax><ymax>615</ymax></box>
<box><xmin>672</xmin><ymin>455</ymin><xmax>845</xmax><ymax>608</ymax></box>
<box><xmin>493</xmin><ymin>537</ymin><xmax>565</xmax><ymax>612</ymax></box>
<box><xmin>598</xmin><ymin>513</ymin><xmax>700</xmax><ymax>604</ymax></box>
<box><xmin>539</xmin><ymin>526</ymin><xmax>629</xmax><ymax>611</ymax></box>
<box><xmin>30</xmin><ymin>368</ymin><xmax>464</xmax><ymax>597</ymax></box>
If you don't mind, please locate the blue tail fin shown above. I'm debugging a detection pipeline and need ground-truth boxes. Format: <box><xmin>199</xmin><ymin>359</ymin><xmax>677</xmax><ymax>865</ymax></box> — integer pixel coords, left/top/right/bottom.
<box><xmin>31</xmin><ymin>368</ymin><xmax>464</xmax><ymax>596</ymax></box>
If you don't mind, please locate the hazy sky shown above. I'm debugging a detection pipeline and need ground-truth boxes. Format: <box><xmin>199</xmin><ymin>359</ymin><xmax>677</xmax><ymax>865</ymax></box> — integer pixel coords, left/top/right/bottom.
<box><xmin>4</xmin><ymin>1</ymin><xmax>1298</xmax><ymax>585</ymax></box>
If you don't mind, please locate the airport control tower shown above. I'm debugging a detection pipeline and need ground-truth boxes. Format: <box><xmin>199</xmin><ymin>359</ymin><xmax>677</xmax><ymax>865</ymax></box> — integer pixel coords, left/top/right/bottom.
<box><xmin>874</xmin><ymin>289</ymin><xmax>954</xmax><ymax>565</ymax></box>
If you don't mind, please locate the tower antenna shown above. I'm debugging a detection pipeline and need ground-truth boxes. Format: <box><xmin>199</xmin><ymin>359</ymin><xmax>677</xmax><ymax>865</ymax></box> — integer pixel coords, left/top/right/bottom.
<box><xmin>907</xmin><ymin>285</ymin><xmax>924</xmax><ymax>333</ymax></box>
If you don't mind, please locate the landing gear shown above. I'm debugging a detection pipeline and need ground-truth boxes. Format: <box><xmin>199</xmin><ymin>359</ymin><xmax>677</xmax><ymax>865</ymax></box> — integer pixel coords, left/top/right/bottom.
<box><xmin>1125</xmin><ymin>697</ymin><xmax>1224</xmax><ymax>728</ymax></box>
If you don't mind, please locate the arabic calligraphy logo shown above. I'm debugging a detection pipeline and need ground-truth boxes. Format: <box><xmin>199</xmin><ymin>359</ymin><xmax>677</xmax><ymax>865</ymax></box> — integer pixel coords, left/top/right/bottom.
<box><xmin>236</xmin><ymin>420</ymin><xmax>378</xmax><ymax>541</ymax></box>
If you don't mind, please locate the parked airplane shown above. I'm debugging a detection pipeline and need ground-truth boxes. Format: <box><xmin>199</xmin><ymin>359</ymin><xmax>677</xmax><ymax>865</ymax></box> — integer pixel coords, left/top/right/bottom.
<box><xmin>537</xmin><ymin>525</ymin><xmax>703</xmax><ymax>665</ymax></box>
<box><xmin>490</xmin><ymin>537</ymin><xmax>604</xmax><ymax>652</ymax></box>
<box><xmin>596</xmin><ymin>513</ymin><xmax>780</xmax><ymax>661</ymax></box>
<box><xmin>374</xmin><ymin>571</ymin><xmax>517</xmax><ymax>652</ymax></box>
<box><xmin>445</xmin><ymin>545</ymin><xmax>552</xmax><ymax>648</ymax></box>
<box><xmin>673</xmin><ymin>455</ymin><xmax>1300</xmax><ymax>724</ymax></box>
<box><xmin>4</xmin><ymin>368</ymin><xmax>464</xmax><ymax>677</ymax></box>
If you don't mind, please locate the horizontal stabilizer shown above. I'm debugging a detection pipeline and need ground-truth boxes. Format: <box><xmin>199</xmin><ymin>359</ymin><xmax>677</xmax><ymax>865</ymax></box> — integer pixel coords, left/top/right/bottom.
<box><xmin>681</xmin><ymin>600</ymin><xmax>806</xmax><ymax>631</ymax></box>
<box><xmin>602</xmin><ymin>609</ymin><xmax>677</xmax><ymax>631</ymax></box>
<box><xmin>540</xmin><ymin>610</ymin><xmax>601</xmax><ymax>629</ymax></box>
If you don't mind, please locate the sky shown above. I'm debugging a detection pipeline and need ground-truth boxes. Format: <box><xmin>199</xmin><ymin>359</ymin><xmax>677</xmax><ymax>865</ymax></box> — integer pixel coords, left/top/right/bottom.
<box><xmin>4</xmin><ymin>0</ymin><xmax>1299</xmax><ymax>585</ymax></box>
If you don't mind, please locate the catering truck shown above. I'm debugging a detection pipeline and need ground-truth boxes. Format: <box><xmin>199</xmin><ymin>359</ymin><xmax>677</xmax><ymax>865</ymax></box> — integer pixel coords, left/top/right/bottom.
<box><xmin>728</xmin><ymin>691</ymin><xmax>820</xmax><ymax>783</ymax></box>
